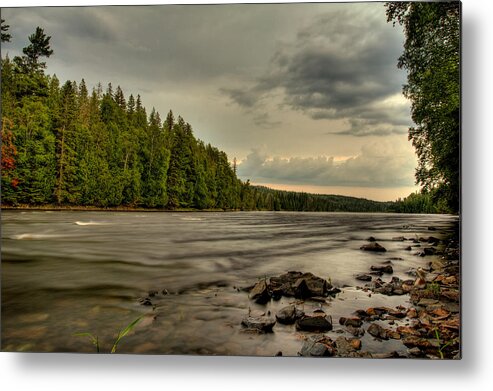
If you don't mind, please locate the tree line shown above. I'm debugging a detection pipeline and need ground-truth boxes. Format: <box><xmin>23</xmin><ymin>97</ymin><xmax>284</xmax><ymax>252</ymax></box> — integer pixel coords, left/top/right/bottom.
<box><xmin>1</xmin><ymin>19</ymin><xmax>454</xmax><ymax>214</ymax></box>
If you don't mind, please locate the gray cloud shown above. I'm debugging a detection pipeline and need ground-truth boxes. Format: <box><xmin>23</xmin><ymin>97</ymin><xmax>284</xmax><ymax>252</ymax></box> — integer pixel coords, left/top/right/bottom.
<box><xmin>222</xmin><ymin>4</ymin><xmax>411</xmax><ymax>136</ymax></box>
<box><xmin>238</xmin><ymin>141</ymin><xmax>416</xmax><ymax>188</ymax></box>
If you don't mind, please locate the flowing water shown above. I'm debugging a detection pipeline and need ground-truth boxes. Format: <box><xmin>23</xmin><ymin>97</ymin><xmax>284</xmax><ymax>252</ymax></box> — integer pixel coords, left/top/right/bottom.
<box><xmin>1</xmin><ymin>211</ymin><xmax>457</xmax><ymax>356</ymax></box>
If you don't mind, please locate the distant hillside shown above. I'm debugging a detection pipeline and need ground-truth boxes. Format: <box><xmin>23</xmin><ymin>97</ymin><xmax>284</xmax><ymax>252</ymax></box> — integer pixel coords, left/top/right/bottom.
<box><xmin>247</xmin><ymin>185</ymin><xmax>394</xmax><ymax>212</ymax></box>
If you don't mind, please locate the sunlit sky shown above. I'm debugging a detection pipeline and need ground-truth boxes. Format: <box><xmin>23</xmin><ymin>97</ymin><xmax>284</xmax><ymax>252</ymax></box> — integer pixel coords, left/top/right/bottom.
<box><xmin>1</xmin><ymin>1</ymin><xmax>419</xmax><ymax>201</ymax></box>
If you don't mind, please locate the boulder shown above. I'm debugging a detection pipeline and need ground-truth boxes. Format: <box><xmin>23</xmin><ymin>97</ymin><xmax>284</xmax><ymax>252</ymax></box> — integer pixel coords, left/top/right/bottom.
<box><xmin>355</xmin><ymin>274</ymin><xmax>372</xmax><ymax>282</ymax></box>
<box><xmin>248</xmin><ymin>279</ymin><xmax>271</xmax><ymax>304</ymax></box>
<box><xmin>241</xmin><ymin>316</ymin><xmax>276</xmax><ymax>333</ymax></box>
<box><xmin>366</xmin><ymin>236</ymin><xmax>377</xmax><ymax>242</ymax></box>
<box><xmin>360</xmin><ymin>242</ymin><xmax>387</xmax><ymax>252</ymax></box>
<box><xmin>275</xmin><ymin>305</ymin><xmax>304</xmax><ymax>325</ymax></box>
<box><xmin>295</xmin><ymin>315</ymin><xmax>333</xmax><ymax>332</ymax></box>
<box><xmin>404</xmin><ymin>246</ymin><xmax>412</xmax><ymax>251</ymax></box>
<box><xmin>269</xmin><ymin>271</ymin><xmax>330</xmax><ymax>299</ymax></box>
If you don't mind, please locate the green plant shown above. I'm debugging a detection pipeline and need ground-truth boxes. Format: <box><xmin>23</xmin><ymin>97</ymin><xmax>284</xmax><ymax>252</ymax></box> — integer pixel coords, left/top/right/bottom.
<box><xmin>426</xmin><ymin>282</ymin><xmax>441</xmax><ymax>297</ymax></box>
<box><xmin>434</xmin><ymin>327</ymin><xmax>455</xmax><ymax>359</ymax></box>
<box><xmin>75</xmin><ymin>315</ymin><xmax>143</xmax><ymax>354</ymax></box>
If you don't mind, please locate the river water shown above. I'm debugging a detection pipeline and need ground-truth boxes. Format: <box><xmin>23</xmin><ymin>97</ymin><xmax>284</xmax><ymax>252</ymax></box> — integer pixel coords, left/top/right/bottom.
<box><xmin>1</xmin><ymin>211</ymin><xmax>457</xmax><ymax>356</ymax></box>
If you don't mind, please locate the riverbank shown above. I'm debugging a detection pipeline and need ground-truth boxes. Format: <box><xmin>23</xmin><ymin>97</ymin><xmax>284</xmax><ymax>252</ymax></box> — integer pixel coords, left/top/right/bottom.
<box><xmin>0</xmin><ymin>204</ymin><xmax>230</xmax><ymax>212</ymax></box>
<box><xmin>236</xmin><ymin>223</ymin><xmax>460</xmax><ymax>358</ymax></box>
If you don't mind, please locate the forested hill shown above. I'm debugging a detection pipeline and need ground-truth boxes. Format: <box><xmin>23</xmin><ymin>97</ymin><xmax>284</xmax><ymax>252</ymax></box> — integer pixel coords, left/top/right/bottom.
<box><xmin>0</xmin><ymin>23</ymin><xmax>436</xmax><ymax>213</ymax></box>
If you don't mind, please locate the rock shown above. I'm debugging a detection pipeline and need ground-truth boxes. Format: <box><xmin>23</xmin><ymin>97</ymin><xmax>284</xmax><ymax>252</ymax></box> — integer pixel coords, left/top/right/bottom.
<box><xmin>397</xmin><ymin>326</ymin><xmax>421</xmax><ymax>337</ymax></box>
<box><xmin>326</xmin><ymin>287</ymin><xmax>341</xmax><ymax>296</ymax></box>
<box><xmin>295</xmin><ymin>315</ymin><xmax>333</xmax><ymax>332</ymax></box>
<box><xmin>269</xmin><ymin>271</ymin><xmax>330</xmax><ymax>299</ymax></box>
<box><xmin>367</xmin><ymin>323</ymin><xmax>389</xmax><ymax>340</ymax></box>
<box><xmin>370</xmin><ymin>265</ymin><xmax>393</xmax><ymax>274</ymax></box>
<box><xmin>427</xmin><ymin>226</ymin><xmax>437</xmax><ymax>231</ymax></box>
<box><xmin>248</xmin><ymin>280</ymin><xmax>270</xmax><ymax>304</ymax></box>
<box><xmin>350</xmin><ymin>339</ymin><xmax>362</xmax><ymax>350</ymax></box>
<box><xmin>402</xmin><ymin>336</ymin><xmax>437</xmax><ymax>350</ymax></box>
<box><xmin>417</xmin><ymin>298</ymin><xmax>439</xmax><ymax>306</ymax></box>
<box><xmin>241</xmin><ymin>316</ymin><xmax>276</xmax><ymax>333</ymax></box>
<box><xmin>148</xmin><ymin>290</ymin><xmax>158</xmax><ymax>297</ymax></box>
<box><xmin>335</xmin><ymin>336</ymin><xmax>361</xmax><ymax>356</ymax></box>
<box><xmin>339</xmin><ymin>316</ymin><xmax>363</xmax><ymax>328</ymax></box>
<box><xmin>360</xmin><ymin>242</ymin><xmax>387</xmax><ymax>252</ymax></box>
<box><xmin>369</xmin><ymin>271</ymin><xmax>384</xmax><ymax>277</ymax></box>
<box><xmin>392</xmin><ymin>236</ymin><xmax>407</xmax><ymax>241</ymax></box>
<box><xmin>421</xmin><ymin>247</ymin><xmax>436</xmax><ymax>256</ymax></box>
<box><xmin>406</xmin><ymin>308</ymin><xmax>418</xmax><ymax>318</ymax></box>
<box><xmin>275</xmin><ymin>305</ymin><xmax>304</xmax><ymax>325</ymax></box>
<box><xmin>428</xmin><ymin>236</ymin><xmax>440</xmax><ymax>244</ymax></box>
<box><xmin>404</xmin><ymin>246</ymin><xmax>412</xmax><ymax>251</ymax></box>
<box><xmin>299</xmin><ymin>336</ymin><xmax>335</xmax><ymax>357</ymax></box>
<box><xmin>353</xmin><ymin>309</ymin><xmax>371</xmax><ymax>320</ymax></box>
<box><xmin>275</xmin><ymin>351</ymin><xmax>282</xmax><ymax>357</ymax></box>
<box><xmin>139</xmin><ymin>297</ymin><xmax>152</xmax><ymax>306</ymax></box>
<box><xmin>345</xmin><ymin>325</ymin><xmax>365</xmax><ymax>337</ymax></box>
<box><xmin>387</xmin><ymin>257</ymin><xmax>404</xmax><ymax>261</ymax></box>
<box><xmin>366</xmin><ymin>236</ymin><xmax>377</xmax><ymax>242</ymax></box>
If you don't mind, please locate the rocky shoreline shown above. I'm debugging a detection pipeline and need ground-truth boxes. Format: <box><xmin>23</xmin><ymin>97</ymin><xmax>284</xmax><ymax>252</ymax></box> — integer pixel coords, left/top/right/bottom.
<box><xmin>237</xmin><ymin>228</ymin><xmax>460</xmax><ymax>359</ymax></box>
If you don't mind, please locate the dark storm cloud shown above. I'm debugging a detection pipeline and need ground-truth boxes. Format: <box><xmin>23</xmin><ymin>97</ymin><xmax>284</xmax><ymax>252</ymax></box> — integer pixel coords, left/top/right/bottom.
<box><xmin>223</xmin><ymin>4</ymin><xmax>411</xmax><ymax>136</ymax></box>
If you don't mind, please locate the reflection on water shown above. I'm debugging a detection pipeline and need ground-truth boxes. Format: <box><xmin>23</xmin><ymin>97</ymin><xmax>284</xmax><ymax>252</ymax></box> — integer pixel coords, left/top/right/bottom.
<box><xmin>1</xmin><ymin>211</ymin><xmax>457</xmax><ymax>355</ymax></box>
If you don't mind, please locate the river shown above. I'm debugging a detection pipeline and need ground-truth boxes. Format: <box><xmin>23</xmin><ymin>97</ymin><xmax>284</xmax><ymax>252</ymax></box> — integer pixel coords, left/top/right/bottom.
<box><xmin>1</xmin><ymin>210</ymin><xmax>458</xmax><ymax>355</ymax></box>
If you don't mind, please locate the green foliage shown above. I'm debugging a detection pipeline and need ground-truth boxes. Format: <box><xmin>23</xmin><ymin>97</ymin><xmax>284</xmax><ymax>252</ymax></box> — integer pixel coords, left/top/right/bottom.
<box><xmin>1</xmin><ymin>18</ymin><xmax>12</xmax><ymax>42</ymax></box>
<box><xmin>386</xmin><ymin>2</ymin><xmax>460</xmax><ymax>213</ymax></box>
<box><xmin>74</xmin><ymin>315</ymin><xmax>143</xmax><ymax>354</ymax></box>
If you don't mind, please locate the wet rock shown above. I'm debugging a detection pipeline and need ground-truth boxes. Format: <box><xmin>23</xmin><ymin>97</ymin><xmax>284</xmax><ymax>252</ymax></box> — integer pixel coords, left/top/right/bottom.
<box><xmin>353</xmin><ymin>309</ymin><xmax>371</xmax><ymax>320</ymax></box>
<box><xmin>387</xmin><ymin>257</ymin><xmax>404</xmax><ymax>261</ymax></box>
<box><xmin>417</xmin><ymin>298</ymin><xmax>439</xmax><ymax>306</ymax></box>
<box><xmin>360</xmin><ymin>242</ymin><xmax>387</xmax><ymax>252</ymax></box>
<box><xmin>428</xmin><ymin>236</ymin><xmax>440</xmax><ymax>244</ymax></box>
<box><xmin>339</xmin><ymin>316</ymin><xmax>363</xmax><ymax>328</ymax></box>
<box><xmin>345</xmin><ymin>325</ymin><xmax>365</xmax><ymax>337</ymax></box>
<box><xmin>326</xmin><ymin>287</ymin><xmax>341</xmax><ymax>296</ymax></box>
<box><xmin>402</xmin><ymin>336</ymin><xmax>438</xmax><ymax>350</ymax></box>
<box><xmin>427</xmin><ymin>226</ymin><xmax>437</xmax><ymax>231</ymax></box>
<box><xmin>295</xmin><ymin>315</ymin><xmax>333</xmax><ymax>332</ymax></box>
<box><xmin>275</xmin><ymin>305</ymin><xmax>304</xmax><ymax>325</ymax></box>
<box><xmin>367</xmin><ymin>323</ymin><xmax>389</xmax><ymax>340</ymax></box>
<box><xmin>406</xmin><ymin>308</ymin><xmax>418</xmax><ymax>318</ymax></box>
<box><xmin>404</xmin><ymin>246</ymin><xmax>412</xmax><ymax>251</ymax></box>
<box><xmin>369</xmin><ymin>271</ymin><xmax>384</xmax><ymax>277</ymax></box>
<box><xmin>335</xmin><ymin>336</ymin><xmax>362</xmax><ymax>356</ymax></box>
<box><xmin>366</xmin><ymin>236</ymin><xmax>377</xmax><ymax>242</ymax></box>
<box><xmin>249</xmin><ymin>279</ymin><xmax>270</xmax><ymax>304</ymax></box>
<box><xmin>299</xmin><ymin>336</ymin><xmax>335</xmax><ymax>357</ymax></box>
<box><xmin>275</xmin><ymin>351</ymin><xmax>282</xmax><ymax>357</ymax></box>
<box><xmin>420</xmin><ymin>247</ymin><xmax>436</xmax><ymax>256</ymax></box>
<box><xmin>139</xmin><ymin>297</ymin><xmax>152</xmax><ymax>306</ymax></box>
<box><xmin>397</xmin><ymin>326</ymin><xmax>421</xmax><ymax>337</ymax></box>
<box><xmin>355</xmin><ymin>273</ymin><xmax>372</xmax><ymax>281</ymax></box>
<box><xmin>392</xmin><ymin>236</ymin><xmax>407</xmax><ymax>241</ymax></box>
<box><xmin>162</xmin><ymin>289</ymin><xmax>169</xmax><ymax>295</ymax></box>
<box><xmin>370</xmin><ymin>265</ymin><xmax>393</xmax><ymax>274</ymax></box>
<box><xmin>269</xmin><ymin>271</ymin><xmax>330</xmax><ymax>299</ymax></box>
<box><xmin>148</xmin><ymin>290</ymin><xmax>158</xmax><ymax>297</ymax></box>
<box><xmin>241</xmin><ymin>316</ymin><xmax>276</xmax><ymax>333</ymax></box>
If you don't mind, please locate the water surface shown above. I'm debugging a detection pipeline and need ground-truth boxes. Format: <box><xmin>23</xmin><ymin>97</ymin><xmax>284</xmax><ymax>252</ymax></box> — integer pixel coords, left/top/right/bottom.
<box><xmin>1</xmin><ymin>211</ymin><xmax>457</xmax><ymax>355</ymax></box>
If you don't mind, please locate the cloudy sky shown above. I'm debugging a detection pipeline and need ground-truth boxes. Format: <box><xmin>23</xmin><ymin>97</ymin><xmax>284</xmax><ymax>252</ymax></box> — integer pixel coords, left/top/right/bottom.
<box><xmin>1</xmin><ymin>1</ymin><xmax>419</xmax><ymax>201</ymax></box>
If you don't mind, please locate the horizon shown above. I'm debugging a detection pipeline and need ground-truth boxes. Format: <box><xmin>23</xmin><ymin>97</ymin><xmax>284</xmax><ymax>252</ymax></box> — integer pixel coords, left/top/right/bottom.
<box><xmin>1</xmin><ymin>2</ymin><xmax>420</xmax><ymax>201</ymax></box>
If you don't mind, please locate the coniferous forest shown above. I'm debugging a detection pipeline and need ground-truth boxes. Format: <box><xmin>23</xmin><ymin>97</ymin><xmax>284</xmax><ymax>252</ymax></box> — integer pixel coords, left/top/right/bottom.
<box><xmin>0</xmin><ymin>16</ymin><xmax>457</xmax><ymax>214</ymax></box>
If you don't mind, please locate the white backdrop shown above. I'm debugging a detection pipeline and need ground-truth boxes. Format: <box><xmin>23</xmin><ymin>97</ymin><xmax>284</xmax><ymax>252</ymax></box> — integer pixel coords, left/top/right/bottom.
<box><xmin>0</xmin><ymin>1</ymin><xmax>490</xmax><ymax>390</ymax></box>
